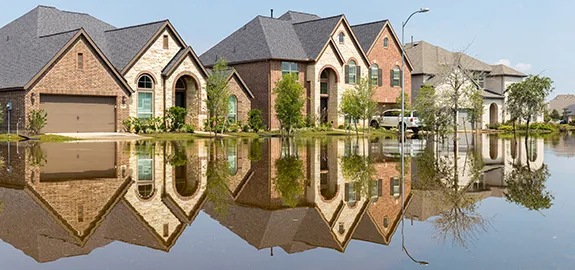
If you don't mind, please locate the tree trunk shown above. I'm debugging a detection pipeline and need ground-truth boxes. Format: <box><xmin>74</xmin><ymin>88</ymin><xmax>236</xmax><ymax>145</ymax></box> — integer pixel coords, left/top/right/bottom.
<box><xmin>354</xmin><ymin>121</ymin><xmax>358</xmax><ymax>136</ymax></box>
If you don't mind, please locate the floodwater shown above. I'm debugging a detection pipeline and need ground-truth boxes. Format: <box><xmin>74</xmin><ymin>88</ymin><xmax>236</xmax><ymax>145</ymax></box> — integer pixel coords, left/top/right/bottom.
<box><xmin>0</xmin><ymin>133</ymin><xmax>573</xmax><ymax>270</ymax></box>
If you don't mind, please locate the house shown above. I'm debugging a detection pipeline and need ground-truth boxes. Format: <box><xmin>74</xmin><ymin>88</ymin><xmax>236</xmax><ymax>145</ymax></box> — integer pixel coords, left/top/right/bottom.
<box><xmin>0</xmin><ymin>6</ymin><xmax>253</xmax><ymax>133</ymax></box>
<box><xmin>405</xmin><ymin>41</ymin><xmax>529</xmax><ymax>129</ymax></box>
<box><xmin>547</xmin><ymin>94</ymin><xmax>575</xmax><ymax>113</ymax></box>
<box><xmin>564</xmin><ymin>104</ymin><xmax>575</xmax><ymax>122</ymax></box>
<box><xmin>200</xmin><ymin>11</ymin><xmax>374</xmax><ymax>129</ymax></box>
<box><xmin>351</xmin><ymin>20</ymin><xmax>413</xmax><ymax>112</ymax></box>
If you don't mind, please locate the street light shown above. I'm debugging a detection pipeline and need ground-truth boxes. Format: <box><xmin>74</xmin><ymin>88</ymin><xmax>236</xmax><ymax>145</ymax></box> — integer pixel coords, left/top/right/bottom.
<box><xmin>400</xmin><ymin>7</ymin><xmax>430</xmax><ymax>266</ymax></box>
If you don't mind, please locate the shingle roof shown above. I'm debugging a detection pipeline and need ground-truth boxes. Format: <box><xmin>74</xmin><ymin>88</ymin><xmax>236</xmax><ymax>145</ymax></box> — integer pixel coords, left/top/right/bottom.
<box><xmin>565</xmin><ymin>104</ymin><xmax>575</xmax><ymax>116</ymax></box>
<box><xmin>489</xmin><ymin>64</ymin><xmax>526</xmax><ymax>77</ymax></box>
<box><xmin>482</xmin><ymin>89</ymin><xmax>505</xmax><ymax>99</ymax></box>
<box><xmin>547</xmin><ymin>94</ymin><xmax>575</xmax><ymax>112</ymax></box>
<box><xmin>351</xmin><ymin>20</ymin><xmax>387</xmax><ymax>53</ymax></box>
<box><xmin>0</xmin><ymin>6</ymin><xmax>169</xmax><ymax>89</ymax></box>
<box><xmin>200</xmin><ymin>12</ymin><xmax>345</xmax><ymax>66</ymax></box>
<box><xmin>405</xmin><ymin>41</ymin><xmax>493</xmax><ymax>75</ymax></box>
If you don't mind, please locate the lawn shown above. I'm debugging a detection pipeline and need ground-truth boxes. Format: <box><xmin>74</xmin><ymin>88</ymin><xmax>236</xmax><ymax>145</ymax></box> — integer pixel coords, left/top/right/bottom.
<box><xmin>0</xmin><ymin>134</ymin><xmax>78</xmax><ymax>142</ymax></box>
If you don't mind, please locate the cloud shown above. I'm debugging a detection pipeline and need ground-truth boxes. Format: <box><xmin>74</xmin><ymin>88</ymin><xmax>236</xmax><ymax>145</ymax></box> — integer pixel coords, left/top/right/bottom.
<box><xmin>495</xmin><ymin>59</ymin><xmax>511</xmax><ymax>66</ymax></box>
<box><xmin>515</xmin><ymin>63</ymin><xmax>532</xmax><ymax>72</ymax></box>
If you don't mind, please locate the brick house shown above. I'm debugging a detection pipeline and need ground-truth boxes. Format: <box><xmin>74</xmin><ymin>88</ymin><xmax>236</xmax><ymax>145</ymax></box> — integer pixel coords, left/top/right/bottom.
<box><xmin>0</xmin><ymin>6</ymin><xmax>253</xmax><ymax>133</ymax></box>
<box><xmin>352</xmin><ymin>20</ymin><xmax>414</xmax><ymax>112</ymax></box>
<box><xmin>201</xmin><ymin>11</ymin><xmax>374</xmax><ymax>129</ymax></box>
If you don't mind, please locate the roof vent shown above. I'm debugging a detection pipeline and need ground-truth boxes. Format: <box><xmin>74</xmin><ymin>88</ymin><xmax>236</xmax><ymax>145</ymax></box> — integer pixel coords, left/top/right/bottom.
<box><xmin>271</xmin><ymin>9</ymin><xmax>274</xmax><ymax>18</ymax></box>
<box><xmin>233</xmin><ymin>46</ymin><xmax>236</xmax><ymax>53</ymax></box>
<box><xmin>6</xmin><ymin>36</ymin><xmax>8</xmax><ymax>42</ymax></box>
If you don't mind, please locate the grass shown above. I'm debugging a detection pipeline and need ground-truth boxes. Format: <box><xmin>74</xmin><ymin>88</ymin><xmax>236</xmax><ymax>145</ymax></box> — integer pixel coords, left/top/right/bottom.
<box><xmin>0</xmin><ymin>134</ymin><xmax>78</xmax><ymax>142</ymax></box>
<box><xmin>140</xmin><ymin>133</ymin><xmax>198</xmax><ymax>140</ymax></box>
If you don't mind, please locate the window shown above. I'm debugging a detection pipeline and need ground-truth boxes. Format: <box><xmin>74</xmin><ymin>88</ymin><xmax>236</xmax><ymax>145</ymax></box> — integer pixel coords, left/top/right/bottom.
<box><xmin>77</xmin><ymin>53</ymin><xmax>83</xmax><ymax>69</ymax></box>
<box><xmin>390</xmin><ymin>177</ymin><xmax>400</xmax><ymax>199</ymax></box>
<box><xmin>383</xmin><ymin>216</ymin><xmax>389</xmax><ymax>228</ymax></box>
<box><xmin>176</xmin><ymin>78</ymin><xmax>186</xmax><ymax>90</ymax></box>
<box><xmin>138</xmin><ymin>92</ymin><xmax>153</xmax><ymax>119</ymax></box>
<box><xmin>78</xmin><ymin>205</ymin><xmax>84</xmax><ymax>223</ymax></box>
<box><xmin>320</xmin><ymin>70</ymin><xmax>329</xmax><ymax>95</ymax></box>
<box><xmin>163</xmin><ymin>223</ymin><xmax>169</xmax><ymax>237</ymax></box>
<box><xmin>138</xmin><ymin>74</ymin><xmax>154</xmax><ymax>89</ymax></box>
<box><xmin>392</xmin><ymin>66</ymin><xmax>400</xmax><ymax>87</ymax></box>
<box><xmin>338</xmin><ymin>32</ymin><xmax>345</xmax><ymax>43</ymax></box>
<box><xmin>228</xmin><ymin>142</ymin><xmax>238</xmax><ymax>176</ymax></box>
<box><xmin>348</xmin><ymin>60</ymin><xmax>357</xmax><ymax>84</ymax></box>
<box><xmin>383</xmin><ymin>37</ymin><xmax>389</xmax><ymax>48</ymax></box>
<box><xmin>371</xmin><ymin>64</ymin><xmax>379</xmax><ymax>85</ymax></box>
<box><xmin>137</xmin><ymin>150</ymin><xmax>154</xmax><ymax>199</ymax></box>
<box><xmin>228</xmin><ymin>95</ymin><xmax>237</xmax><ymax>123</ymax></box>
<box><xmin>281</xmin><ymin>62</ymin><xmax>299</xmax><ymax>77</ymax></box>
<box><xmin>338</xmin><ymin>222</ymin><xmax>345</xmax><ymax>234</ymax></box>
<box><xmin>163</xmin><ymin>35</ymin><xmax>169</xmax><ymax>49</ymax></box>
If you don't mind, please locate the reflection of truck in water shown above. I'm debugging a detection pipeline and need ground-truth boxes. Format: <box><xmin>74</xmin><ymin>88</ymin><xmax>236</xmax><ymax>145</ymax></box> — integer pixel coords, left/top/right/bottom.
<box><xmin>370</xmin><ymin>109</ymin><xmax>423</xmax><ymax>133</ymax></box>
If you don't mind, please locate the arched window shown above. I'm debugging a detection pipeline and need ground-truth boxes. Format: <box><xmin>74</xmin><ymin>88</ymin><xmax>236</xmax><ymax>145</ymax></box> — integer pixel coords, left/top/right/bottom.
<box><xmin>371</xmin><ymin>64</ymin><xmax>379</xmax><ymax>85</ymax></box>
<box><xmin>175</xmin><ymin>78</ymin><xmax>186</xmax><ymax>91</ymax></box>
<box><xmin>392</xmin><ymin>66</ymin><xmax>400</xmax><ymax>87</ymax></box>
<box><xmin>383</xmin><ymin>37</ymin><xmax>389</xmax><ymax>48</ymax></box>
<box><xmin>338</xmin><ymin>32</ymin><xmax>345</xmax><ymax>43</ymax></box>
<box><xmin>137</xmin><ymin>150</ymin><xmax>154</xmax><ymax>199</ymax></box>
<box><xmin>227</xmin><ymin>142</ymin><xmax>238</xmax><ymax>176</ymax></box>
<box><xmin>228</xmin><ymin>95</ymin><xmax>237</xmax><ymax>123</ymax></box>
<box><xmin>137</xmin><ymin>74</ymin><xmax>154</xmax><ymax>89</ymax></box>
<box><xmin>348</xmin><ymin>60</ymin><xmax>357</xmax><ymax>84</ymax></box>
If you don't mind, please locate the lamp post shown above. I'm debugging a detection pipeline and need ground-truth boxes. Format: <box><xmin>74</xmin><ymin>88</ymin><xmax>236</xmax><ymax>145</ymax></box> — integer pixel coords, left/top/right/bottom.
<box><xmin>400</xmin><ymin>7</ymin><xmax>429</xmax><ymax>266</ymax></box>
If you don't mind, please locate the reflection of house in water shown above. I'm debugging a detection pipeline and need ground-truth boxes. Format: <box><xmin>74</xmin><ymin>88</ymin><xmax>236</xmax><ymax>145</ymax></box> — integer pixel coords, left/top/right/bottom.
<box><xmin>408</xmin><ymin>134</ymin><xmax>545</xmax><ymax>222</ymax></box>
<box><xmin>204</xmin><ymin>138</ymin><xmax>412</xmax><ymax>253</ymax></box>
<box><xmin>0</xmin><ymin>140</ymin><xmax>224</xmax><ymax>262</ymax></box>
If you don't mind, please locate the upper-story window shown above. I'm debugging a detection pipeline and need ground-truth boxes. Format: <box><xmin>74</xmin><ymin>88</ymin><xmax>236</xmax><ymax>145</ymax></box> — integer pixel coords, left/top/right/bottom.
<box><xmin>383</xmin><ymin>37</ymin><xmax>389</xmax><ymax>48</ymax></box>
<box><xmin>391</xmin><ymin>66</ymin><xmax>401</xmax><ymax>87</ymax></box>
<box><xmin>281</xmin><ymin>62</ymin><xmax>299</xmax><ymax>77</ymax></box>
<box><xmin>163</xmin><ymin>35</ymin><xmax>169</xmax><ymax>49</ymax></box>
<box><xmin>371</xmin><ymin>64</ymin><xmax>379</xmax><ymax>85</ymax></box>
<box><xmin>77</xmin><ymin>53</ymin><xmax>83</xmax><ymax>70</ymax></box>
<box><xmin>138</xmin><ymin>74</ymin><xmax>154</xmax><ymax>89</ymax></box>
<box><xmin>338</xmin><ymin>32</ymin><xmax>345</xmax><ymax>43</ymax></box>
<box><xmin>347</xmin><ymin>60</ymin><xmax>357</xmax><ymax>84</ymax></box>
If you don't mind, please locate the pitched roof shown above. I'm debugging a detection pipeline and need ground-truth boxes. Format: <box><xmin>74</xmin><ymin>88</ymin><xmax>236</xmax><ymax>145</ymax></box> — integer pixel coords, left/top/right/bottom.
<box><xmin>351</xmin><ymin>20</ymin><xmax>387</xmax><ymax>53</ymax></box>
<box><xmin>489</xmin><ymin>64</ymin><xmax>526</xmax><ymax>77</ymax></box>
<box><xmin>200</xmin><ymin>12</ymin><xmax>359</xmax><ymax>66</ymax></box>
<box><xmin>405</xmin><ymin>41</ymin><xmax>493</xmax><ymax>75</ymax></box>
<box><xmin>162</xmin><ymin>46</ymin><xmax>208</xmax><ymax>78</ymax></box>
<box><xmin>482</xmin><ymin>89</ymin><xmax>505</xmax><ymax>99</ymax></box>
<box><xmin>565</xmin><ymin>104</ymin><xmax>575</xmax><ymax>116</ymax></box>
<box><xmin>548</xmin><ymin>94</ymin><xmax>575</xmax><ymax>112</ymax></box>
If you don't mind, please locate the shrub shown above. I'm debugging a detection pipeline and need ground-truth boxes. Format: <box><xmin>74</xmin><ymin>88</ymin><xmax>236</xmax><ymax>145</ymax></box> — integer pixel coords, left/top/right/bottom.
<box><xmin>571</xmin><ymin>120</ymin><xmax>575</xmax><ymax>126</ymax></box>
<box><xmin>242</xmin><ymin>125</ymin><xmax>250</xmax><ymax>132</ymax></box>
<box><xmin>27</xmin><ymin>109</ymin><xmax>48</xmax><ymax>135</ymax></box>
<box><xmin>166</xmin><ymin>107</ymin><xmax>187</xmax><ymax>131</ymax></box>
<box><xmin>559</xmin><ymin>124</ymin><xmax>570</xmax><ymax>132</ymax></box>
<box><xmin>124</xmin><ymin>117</ymin><xmax>167</xmax><ymax>134</ymax></box>
<box><xmin>498</xmin><ymin>125</ymin><xmax>513</xmax><ymax>132</ymax></box>
<box><xmin>182</xmin><ymin>124</ymin><xmax>195</xmax><ymax>133</ymax></box>
<box><xmin>487</xmin><ymin>123</ymin><xmax>501</xmax><ymax>130</ymax></box>
<box><xmin>228</xmin><ymin>124</ymin><xmax>239</xmax><ymax>133</ymax></box>
<box><xmin>337</xmin><ymin>124</ymin><xmax>346</xmax><ymax>130</ymax></box>
<box><xmin>530</xmin><ymin>123</ymin><xmax>555</xmax><ymax>131</ymax></box>
<box><xmin>303</xmin><ymin>115</ymin><xmax>315</xmax><ymax>128</ymax></box>
<box><xmin>248</xmin><ymin>109</ymin><xmax>264</xmax><ymax>132</ymax></box>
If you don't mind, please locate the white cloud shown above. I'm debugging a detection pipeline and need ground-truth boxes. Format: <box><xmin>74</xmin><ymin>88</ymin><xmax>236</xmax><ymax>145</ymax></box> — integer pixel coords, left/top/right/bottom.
<box><xmin>515</xmin><ymin>63</ymin><xmax>532</xmax><ymax>72</ymax></box>
<box><xmin>495</xmin><ymin>59</ymin><xmax>511</xmax><ymax>66</ymax></box>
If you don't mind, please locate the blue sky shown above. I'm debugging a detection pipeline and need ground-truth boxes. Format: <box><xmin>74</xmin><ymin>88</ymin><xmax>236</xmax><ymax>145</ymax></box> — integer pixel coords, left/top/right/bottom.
<box><xmin>1</xmin><ymin>0</ymin><xmax>572</xmax><ymax>96</ymax></box>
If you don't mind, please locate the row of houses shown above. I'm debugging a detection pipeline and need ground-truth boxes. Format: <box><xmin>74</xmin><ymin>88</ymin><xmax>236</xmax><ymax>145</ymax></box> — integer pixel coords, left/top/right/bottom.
<box><xmin>0</xmin><ymin>6</ymin><xmax>529</xmax><ymax>133</ymax></box>
<box><xmin>547</xmin><ymin>94</ymin><xmax>575</xmax><ymax>122</ymax></box>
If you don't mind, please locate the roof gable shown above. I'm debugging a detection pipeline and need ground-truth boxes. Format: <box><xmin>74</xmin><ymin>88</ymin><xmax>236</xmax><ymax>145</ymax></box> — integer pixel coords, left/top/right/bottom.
<box><xmin>278</xmin><ymin>11</ymin><xmax>321</xmax><ymax>23</ymax></box>
<box><xmin>292</xmin><ymin>15</ymin><xmax>343</xmax><ymax>60</ymax></box>
<box><xmin>351</xmin><ymin>20</ymin><xmax>387</xmax><ymax>53</ymax></box>
<box><xmin>162</xmin><ymin>46</ymin><xmax>209</xmax><ymax>78</ymax></box>
<box><xmin>488</xmin><ymin>64</ymin><xmax>526</xmax><ymax>77</ymax></box>
<box><xmin>406</xmin><ymin>41</ymin><xmax>493</xmax><ymax>75</ymax></box>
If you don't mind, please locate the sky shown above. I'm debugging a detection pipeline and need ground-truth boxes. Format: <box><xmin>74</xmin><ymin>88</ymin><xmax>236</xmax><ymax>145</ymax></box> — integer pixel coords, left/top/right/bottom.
<box><xmin>1</xmin><ymin>0</ymin><xmax>573</xmax><ymax>97</ymax></box>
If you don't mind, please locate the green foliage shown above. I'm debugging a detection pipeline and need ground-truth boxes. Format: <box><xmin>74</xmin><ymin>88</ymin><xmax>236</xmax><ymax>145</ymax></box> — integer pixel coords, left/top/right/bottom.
<box><xmin>248</xmin><ymin>109</ymin><xmax>264</xmax><ymax>132</ymax></box>
<box><xmin>505</xmin><ymin>164</ymin><xmax>553</xmax><ymax>211</ymax></box>
<box><xmin>166</xmin><ymin>107</ymin><xmax>187</xmax><ymax>132</ymax></box>
<box><xmin>167</xmin><ymin>142</ymin><xmax>188</xmax><ymax>167</ymax></box>
<box><xmin>206</xmin><ymin>142</ymin><xmax>231</xmax><ymax>217</ymax></box>
<box><xmin>394</xmin><ymin>92</ymin><xmax>411</xmax><ymax>109</ymax></box>
<box><xmin>341</xmin><ymin>77</ymin><xmax>377</xmax><ymax>133</ymax></box>
<box><xmin>242</xmin><ymin>124</ymin><xmax>250</xmax><ymax>132</ymax></box>
<box><xmin>273</xmin><ymin>141</ymin><xmax>306</xmax><ymax>208</ymax></box>
<box><xmin>487</xmin><ymin>123</ymin><xmax>501</xmax><ymax>130</ymax></box>
<box><xmin>340</xmin><ymin>148</ymin><xmax>377</xmax><ymax>197</ymax></box>
<box><xmin>27</xmin><ymin>143</ymin><xmax>47</xmax><ymax>167</ymax></box>
<box><xmin>27</xmin><ymin>109</ymin><xmax>47</xmax><ymax>135</ymax></box>
<box><xmin>206</xmin><ymin>58</ymin><xmax>232</xmax><ymax>135</ymax></box>
<box><xmin>303</xmin><ymin>115</ymin><xmax>315</xmax><ymax>128</ymax></box>
<box><xmin>550</xmin><ymin>109</ymin><xmax>561</xmax><ymax>121</ymax></box>
<box><xmin>182</xmin><ymin>124</ymin><xmax>195</xmax><ymax>133</ymax></box>
<box><xmin>123</xmin><ymin>117</ymin><xmax>166</xmax><ymax>134</ymax></box>
<box><xmin>248</xmin><ymin>139</ymin><xmax>262</xmax><ymax>161</ymax></box>
<box><xmin>506</xmin><ymin>75</ymin><xmax>554</xmax><ymax>133</ymax></box>
<box><xmin>273</xmin><ymin>73</ymin><xmax>306</xmax><ymax>135</ymax></box>
<box><xmin>414</xmin><ymin>85</ymin><xmax>451</xmax><ymax>136</ymax></box>
<box><xmin>498</xmin><ymin>125</ymin><xmax>513</xmax><ymax>132</ymax></box>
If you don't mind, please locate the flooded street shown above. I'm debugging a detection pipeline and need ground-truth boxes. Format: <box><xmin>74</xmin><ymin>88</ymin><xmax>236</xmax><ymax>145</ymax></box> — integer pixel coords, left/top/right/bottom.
<box><xmin>0</xmin><ymin>134</ymin><xmax>573</xmax><ymax>269</ymax></box>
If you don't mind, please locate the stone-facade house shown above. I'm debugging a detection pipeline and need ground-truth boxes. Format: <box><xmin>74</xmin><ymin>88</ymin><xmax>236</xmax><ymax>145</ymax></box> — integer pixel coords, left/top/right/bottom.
<box><xmin>200</xmin><ymin>11</ymin><xmax>372</xmax><ymax>129</ymax></box>
<box><xmin>0</xmin><ymin>6</ymin><xmax>253</xmax><ymax>133</ymax></box>
<box><xmin>405</xmin><ymin>41</ymin><xmax>530</xmax><ymax>129</ymax></box>
<box><xmin>564</xmin><ymin>104</ymin><xmax>575</xmax><ymax>122</ymax></box>
<box><xmin>352</xmin><ymin>20</ymin><xmax>414</xmax><ymax>112</ymax></box>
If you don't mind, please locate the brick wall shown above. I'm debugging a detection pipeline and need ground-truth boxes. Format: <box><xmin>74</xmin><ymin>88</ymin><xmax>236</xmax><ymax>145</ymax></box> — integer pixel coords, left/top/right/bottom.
<box><xmin>367</xmin><ymin>24</ymin><xmax>412</xmax><ymax>112</ymax></box>
<box><xmin>0</xmin><ymin>91</ymin><xmax>27</xmax><ymax>133</ymax></box>
<box><xmin>228</xmin><ymin>75</ymin><xmax>252</xmax><ymax>124</ymax></box>
<box><xmin>27</xmin><ymin>36</ymin><xmax>130</xmax><ymax>132</ymax></box>
<box><xmin>232</xmin><ymin>61</ymin><xmax>271</xmax><ymax>128</ymax></box>
<box><xmin>269</xmin><ymin>60</ymin><xmax>308</xmax><ymax>130</ymax></box>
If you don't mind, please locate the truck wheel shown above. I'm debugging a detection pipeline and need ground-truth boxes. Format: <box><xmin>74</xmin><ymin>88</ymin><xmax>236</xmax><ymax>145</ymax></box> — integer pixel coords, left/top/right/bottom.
<box><xmin>398</xmin><ymin>123</ymin><xmax>407</xmax><ymax>132</ymax></box>
<box><xmin>412</xmin><ymin>127</ymin><xmax>420</xmax><ymax>133</ymax></box>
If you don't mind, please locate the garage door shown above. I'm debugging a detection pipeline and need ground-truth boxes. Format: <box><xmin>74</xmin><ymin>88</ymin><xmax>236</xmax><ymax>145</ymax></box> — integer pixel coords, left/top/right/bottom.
<box><xmin>40</xmin><ymin>95</ymin><xmax>116</xmax><ymax>133</ymax></box>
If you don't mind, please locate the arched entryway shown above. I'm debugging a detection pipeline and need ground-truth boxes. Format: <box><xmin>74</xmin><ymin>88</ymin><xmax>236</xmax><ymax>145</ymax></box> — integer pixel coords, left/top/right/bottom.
<box><xmin>173</xmin><ymin>75</ymin><xmax>199</xmax><ymax>124</ymax></box>
<box><xmin>489</xmin><ymin>103</ymin><xmax>498</xmax><ymax>125</ymax></box>
<box><xmin>319</xmin><ymin>67</ymin><xmax>338</xmax><ymax>126</ymax></box>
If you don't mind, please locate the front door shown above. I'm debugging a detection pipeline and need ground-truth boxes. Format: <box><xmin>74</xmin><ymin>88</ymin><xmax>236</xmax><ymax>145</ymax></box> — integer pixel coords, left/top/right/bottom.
<box><xmin>175</xmin><ymin>92</ymin><xmax>186</xmax><ymax>108</ymax></box>
<box><xmin>320</xmin><ymin>98</ymin><xmax>328</xmax><ymax>124</ymax></box>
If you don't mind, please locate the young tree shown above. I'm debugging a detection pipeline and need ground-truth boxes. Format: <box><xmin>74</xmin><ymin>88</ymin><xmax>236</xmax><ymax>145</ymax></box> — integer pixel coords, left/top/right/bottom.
<box><xmin>206</xmin><ymin>58</ymin><xmax>232</xmax><ymax>136</ymax></box>
<box><xmin>341</xmin><ymin>88</ymin><xmax>362</xmax><ymax>135</ymax></box>
<box><xmin>340</xmin><ymin>77</ymin><xmax>377</xmax><ymax>134</ymax></box>
<box><xmin>273</xmin><ymin>73</ymin><xmax>305</xmax><ymax>136</ymax></box>
<box><xmin>505</xmin><ymin>75</ymin><xmax>554</xmax><ymax>138</ymax></box>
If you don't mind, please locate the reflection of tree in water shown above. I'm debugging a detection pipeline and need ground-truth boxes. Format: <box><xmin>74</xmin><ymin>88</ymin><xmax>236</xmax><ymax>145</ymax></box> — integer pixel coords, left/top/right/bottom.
<box><xmin>273</xmin><ymin>139</ymin><xmax>305</xmax><ymax>208</ymax></box>
<box><xmin>340</xmin><ymin>138</ymin><xmax>377</xmax><ymax>198</ymax></box>
<box><xmin>27</xmin><ymin>142</ymin><xmax>46</xmax><ymax>167</ymax></box>
<box><xmin>505</xmin><ymin>139</ymin><xmax>553</xmax><ymax>211</ymax></box>
<box><xmin>206</xmin><ymin>140</ymin><xmax>231</xmax><ymax>217</ymax></box>
<box><xmin>415</xmin><ymin>139</ymin><xmax>490</xmax><ymax>248</ymax></box>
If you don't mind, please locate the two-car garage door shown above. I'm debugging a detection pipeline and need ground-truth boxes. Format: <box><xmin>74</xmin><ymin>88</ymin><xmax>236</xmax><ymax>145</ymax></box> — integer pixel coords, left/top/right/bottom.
<box><xmin>40</xmin><ymin>95</ymin><xmax>116</xmax><ymax>133</ymax></box>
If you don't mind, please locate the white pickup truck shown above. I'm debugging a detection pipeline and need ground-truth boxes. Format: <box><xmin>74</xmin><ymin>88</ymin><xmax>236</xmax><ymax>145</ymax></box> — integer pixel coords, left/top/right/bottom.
<box><xmin>370</xmin><ymin>109</ymin><xmax>422</xmax><ymax>133</ymax></box>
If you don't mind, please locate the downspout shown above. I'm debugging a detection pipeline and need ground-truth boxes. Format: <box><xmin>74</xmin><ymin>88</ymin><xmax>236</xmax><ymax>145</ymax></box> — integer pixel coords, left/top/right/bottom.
<box><xmin>163</xmin><ymin>76</ymin><xmax>167</xmax><ymax>127</ymax></box>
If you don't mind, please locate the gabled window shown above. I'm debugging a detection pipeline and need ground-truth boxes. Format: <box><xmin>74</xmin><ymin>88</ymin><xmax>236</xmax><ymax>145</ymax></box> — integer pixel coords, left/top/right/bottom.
<box><xmin>163</xmin><ymin>35</ymin><xmax>169</xmax><ymax>49</ymax></box>
<box><xmin>281</xmin><ymin>62</ymin><xmax>299</xmax><ymax>77</ymax></box>
<box><xmin>391</xmin><ymin>66</ymin><xmax>401</xmax><ymax>87</ymax></box>
<box><xmin>77</xmin><ymin>53</ymin><xmax>83</xmax><ymax>70</ymax></box>
<box><xmin>383</xmin><ymin>37</ymin><xmax>389</xmax><ymax>48</ymax></box>
<box><xmin>338</xmin><ymin>32</ymin><xmax>345</xmax><ymax>43</ymax></box>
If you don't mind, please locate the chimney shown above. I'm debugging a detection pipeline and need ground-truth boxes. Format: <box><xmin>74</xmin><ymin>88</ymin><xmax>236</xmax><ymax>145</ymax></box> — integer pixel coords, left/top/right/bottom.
<box><xmin>411</xmin><ymin>35</ymin><xmax>413</xmax><ymax>44</ymax></box>
<box><xmin>271</xmin><ymin>9</ymin><xmax>274</xmax><ymax>18</ymax></box>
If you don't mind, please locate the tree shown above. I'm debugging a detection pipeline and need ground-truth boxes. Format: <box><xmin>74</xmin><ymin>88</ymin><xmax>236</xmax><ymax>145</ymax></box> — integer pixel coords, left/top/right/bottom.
<box><xmin>273</xmin><ymin>138</ymin><xmax>305</xmax><ymax>207</ymax></box>
<box><xmin>394</xmin><ymin>92</ymin><xmax>410</xmax><ymax>109</ymax></box>
<box><xmin>505</xmin><ymin>75</ymin><xmax>554</xmax><ymax>137</ymax></box>
<box><xmin>273</xmin><ymin>73</ymin><xmax>305</xmax><ymax>136</ymax></box>
<box><xmin>206</xmin><ymin>58</ymin><xmax>232</xmax><ymax>136</ymax></box>
<box><xmin>340</xmin><ymin>77</ymin><xmax>377</xmax><ymax>134</ymax></box>
<box><xmin>27</xmin><ymin>109</ymin><xmax>48</xmax><ymax>135</ymax></box>
<box><xmin>505</xmin><ymin>164</ymin><xmax>553</xmax><ymax>211</ymax></box>
<box><xmin>206</xmin><ymin>140</ymin><xmax>232</xmax><ymax>217</ymax></box>
<box><xmin>248</xmin><ymin>109</ymin><xmax>264</xmax><ymax>132</ymax></box>
<box><xmin>340</xmin><ymin>88</ymin><xmax>362</xmax><ymax>135</ymax></box>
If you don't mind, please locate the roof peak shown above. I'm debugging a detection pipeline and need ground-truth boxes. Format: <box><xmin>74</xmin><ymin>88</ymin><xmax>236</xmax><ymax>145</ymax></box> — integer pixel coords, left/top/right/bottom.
<box><xmin>351</xmin><ymin>19</ymin><xmax>388</xmax><ymax>28</ymax></box>
<box><xmin>291</xmin><ymin>14</ymin><xmax>343</xmax><ymax>25</ymax></box>
<box><xmin>105</xmin><ymin>20</ymin><xmax>168</xmax><ymax>32</ymax></box>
